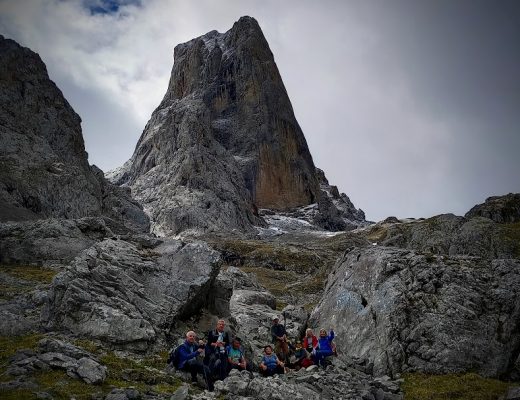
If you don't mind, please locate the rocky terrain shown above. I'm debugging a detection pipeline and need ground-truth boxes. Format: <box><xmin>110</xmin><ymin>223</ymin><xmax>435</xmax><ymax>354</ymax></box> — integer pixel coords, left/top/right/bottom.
<box><xmin>1</xmin><ymin>17</ymin><xmax>520</xmax><ymax>400</ymax></box>
<box><xmin>107</xmin><ymin>16</ymin><xmax>365</xmax><ymax>236</ymax></box>
<box><xmin>0</xmin><ymin>35</ymin><xmax>149</xmax><ymax>234</ymax></box>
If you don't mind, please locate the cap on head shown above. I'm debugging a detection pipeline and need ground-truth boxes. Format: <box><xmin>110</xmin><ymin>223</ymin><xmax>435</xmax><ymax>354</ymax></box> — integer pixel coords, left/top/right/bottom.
<box><xmin>272</xmin><ymin>316</ymin><xmax>279</xmax><ymax>321</ymax></box>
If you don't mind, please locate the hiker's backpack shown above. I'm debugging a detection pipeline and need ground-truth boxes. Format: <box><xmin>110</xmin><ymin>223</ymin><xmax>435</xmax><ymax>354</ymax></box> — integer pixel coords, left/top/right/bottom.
<box><xmin>167</xmin><ymin>343</ymin><xmax>184</xmax><ymax>369</ymax></box>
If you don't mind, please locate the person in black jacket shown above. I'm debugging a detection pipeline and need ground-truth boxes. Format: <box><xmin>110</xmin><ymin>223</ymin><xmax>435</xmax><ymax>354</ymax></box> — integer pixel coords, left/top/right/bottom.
<box><xmin>205</xmin><ymin>319</ymin><xmax>230</xmax><ymax>381</ymax></box>
<box><xmin>271</xmin><ymin>316</ymin><xmax>289</xmax><ymax>362</ymax></box>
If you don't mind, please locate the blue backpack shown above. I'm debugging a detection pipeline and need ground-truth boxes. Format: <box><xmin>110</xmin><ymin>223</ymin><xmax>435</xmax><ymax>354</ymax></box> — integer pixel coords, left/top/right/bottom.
<box><xmin>167</xmin><ymin>343</ymin><xmax>185</xmax><ymax>369</ymax></box>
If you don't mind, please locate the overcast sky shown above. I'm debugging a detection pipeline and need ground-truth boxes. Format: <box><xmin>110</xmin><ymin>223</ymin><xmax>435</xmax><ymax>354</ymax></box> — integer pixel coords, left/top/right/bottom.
<box><xmin>1</xmin><ymin>0</ymin><xmax>519</xmax><ymax>221</ymax></box>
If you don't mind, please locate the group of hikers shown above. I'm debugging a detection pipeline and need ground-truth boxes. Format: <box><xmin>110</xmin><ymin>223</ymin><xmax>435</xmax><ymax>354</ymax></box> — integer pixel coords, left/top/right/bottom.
<box><xmin>169</xmin><ymin>317</ymin><xmax>337</xmax><ymax>391</ymax></box>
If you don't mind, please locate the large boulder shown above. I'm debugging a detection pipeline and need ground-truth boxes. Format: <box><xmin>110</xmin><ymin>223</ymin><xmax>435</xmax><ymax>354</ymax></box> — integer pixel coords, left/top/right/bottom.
<box><xmin>42</xmin><ymin>238</ymin><xmax>220</xmax><ymax>349</ymax></box>
<box><xmin>0</xmin><ymin>35</ymin><xmax>149</xmax><ymax>233</ymax></box>
<box><xmin>310</xmin><ymin>246</ymin><xmax>520</xmax><ymax>378</ymax></box>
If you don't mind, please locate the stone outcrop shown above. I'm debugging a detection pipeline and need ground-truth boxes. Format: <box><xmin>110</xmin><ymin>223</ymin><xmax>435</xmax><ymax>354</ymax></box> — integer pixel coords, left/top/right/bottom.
<box><xmin>109</xmin><ymin>16</ymin><xmax>365</xmax><ymax>235</ymax></box>
<box><xmin>369</xmin><ymin>213</ymin><xmax>519</xmax><ymax>259</ymax></box>
<box><xmin>310</xmin><ymin>246</ymin><xmax>520</xmax><ymax>378</ymax></box>
<box><xmin>42</xmin><ymin>238</ymin><xmax>220</xmax><ymax>349</ymax></box>
<box><xmin>465</xmin><ymin>193</ymin><xmax>520</xmax><ymax>224</ymax></box>
<box><xmin>7</xmin><ymin>338</ymin><xmax>107</xmax><ymax>385</ymax></box>
<box><xmin>0</xmin><ymin>217</ymin><xmax>112</xmax><ymax>265</ymax></box>
<box><xmin>0</xmin><ymin>35</ymin><xmax>149</xmax><ymax>233</ymax></box>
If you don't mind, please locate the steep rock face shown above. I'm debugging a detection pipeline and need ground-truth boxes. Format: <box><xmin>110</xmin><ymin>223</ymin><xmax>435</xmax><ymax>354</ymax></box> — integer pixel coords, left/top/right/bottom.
<box><xmin>465</xmin><ymin>193</ymin><xmax>520</xmax><ymax>223</ymax></box>
<box><xmin>109</xmin><ymin>16</ymin><xmax>336</xmax><ymax>235</ymax></box>
<box><xmin>42</xmin><ymin>238</ymin><xmax>220</xmax><ymax>350</ymax></box>
<box><xmin>0</xmin><ymin>35</ymin><xmax>149</xmax><ymax>232</ymax></box>
<box><xmin>310</xmin><ymin>246</ymin><xmax>520</xmax><ymax>378</ymax></box>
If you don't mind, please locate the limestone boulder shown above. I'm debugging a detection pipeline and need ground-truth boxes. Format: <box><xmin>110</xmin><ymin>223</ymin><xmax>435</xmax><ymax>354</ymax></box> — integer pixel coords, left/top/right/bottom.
<box><xmin>310</xmin><ymin>246</ymin><xmax>520</xmax><ymax>378</ymax></box>
<box><xmin>42</xmin><ymin>238</ymin><xmax>220</xmax><ymax>349</ymax></box>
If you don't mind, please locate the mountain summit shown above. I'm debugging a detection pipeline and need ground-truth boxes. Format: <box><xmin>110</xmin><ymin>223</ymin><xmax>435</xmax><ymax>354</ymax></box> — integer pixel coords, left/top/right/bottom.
<box><xmin>110</xmin><ymin>16</ymin><xmax>364</xmax><ymax>235</ymax></box>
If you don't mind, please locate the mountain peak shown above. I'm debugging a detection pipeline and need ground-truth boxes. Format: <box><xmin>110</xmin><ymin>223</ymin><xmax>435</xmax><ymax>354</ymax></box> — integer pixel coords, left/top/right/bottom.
<box><xmin>111</xmin><ymin>17</ymin><xmax>364</xmax><ymax>235</ymax></box>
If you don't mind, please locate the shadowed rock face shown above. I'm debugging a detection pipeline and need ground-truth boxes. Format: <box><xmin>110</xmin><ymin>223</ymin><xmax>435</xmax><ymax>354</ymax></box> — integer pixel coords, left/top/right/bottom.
<box><xmin>465</xmin><ymin>193</ymin><xmax>520</xmax><ymax>224</ymax></box>
<box><xmin>110</xmin><ymin>16</ymin><xmax>323</xmax><ymax>235</ymax></box>
<box><xmin>0</xmin><ymin>35</ymin><xmax>149</xmax><ymax>233</ymax></box>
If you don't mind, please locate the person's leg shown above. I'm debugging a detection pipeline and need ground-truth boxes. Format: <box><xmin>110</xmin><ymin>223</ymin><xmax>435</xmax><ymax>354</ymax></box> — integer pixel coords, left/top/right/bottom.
<box><xmin>184</xmin><ymin>359</ymin><xmax>199</xmax><ymax>382</ymax></box>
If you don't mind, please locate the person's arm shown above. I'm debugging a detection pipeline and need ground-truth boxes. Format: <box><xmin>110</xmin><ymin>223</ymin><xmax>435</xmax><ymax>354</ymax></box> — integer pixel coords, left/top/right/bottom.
<box><xmin>260</xmin><ymin>357</ymin><xmax>267</xmax><ymax>370</ymax></box>
<box><xmin>179</xmin><ymin>344</ymin><xmax>199</xmax><ymax>362</ymax></box>
<box><xmin>328</xmin><ymin>330</ymin><xmax>335</xmax><ymax>342</ymax></box>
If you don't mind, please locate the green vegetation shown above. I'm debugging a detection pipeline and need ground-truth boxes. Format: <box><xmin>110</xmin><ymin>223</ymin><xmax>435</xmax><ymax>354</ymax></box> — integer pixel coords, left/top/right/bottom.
<box><xmin>0</xmin><ymin>264</ymin><xmax>57</xmax><ymax>300</ymax></box>
<box><xmin>211</xmin><ymin>239</ymin><xmax>323</xmax><ymax>273</ymax></box>
<box><xmin>0</xmin><ymin>265</ymin><xmax>57</xmax><ymax>283</ymax></box>
<box><xmin>366</xmin><ymin>225</ymin><xmax>389</xmax><ymax>242</ymax></box>
<box><xmin>0</xmin><ymin>334</ymin><xmax>43</xmax><ymax>371</ymax></box>
<box><xmin>402</xmin><ymin>372</ymin><xmax>516</xmax><ymax>400</ymax></box>
<box><xmin>1</xmin><ymin>335</ymin><xmax>182</xmax><ymax>399</ymax></box>
<box><xmin>500</xmin><ymin>222</ymin><xmax>520</xmax><ymax>258</ymax></box>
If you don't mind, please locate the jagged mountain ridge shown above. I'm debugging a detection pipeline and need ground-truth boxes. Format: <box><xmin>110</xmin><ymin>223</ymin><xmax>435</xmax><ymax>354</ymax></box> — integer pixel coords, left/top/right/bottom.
<box><xmin>0</xmin><ymin>35</ymin><xmax>149</xmax><ymax>233</ymax></box>
<box><xmin>109</xmin><ymin>16</ymin><xmax>365</xmax><ymax>236</ymax></box>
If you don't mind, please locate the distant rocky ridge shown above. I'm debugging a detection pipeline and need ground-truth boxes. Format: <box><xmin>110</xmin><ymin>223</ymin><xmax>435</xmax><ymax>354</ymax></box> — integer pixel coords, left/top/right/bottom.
<box><xmin>108</xmin><ymin>16</ymin><xmax>365</xmax><ymax>235</ymax></box>
<box><xmin>0</xmin><ymin>35</ymin><xmax>149</xmax><ymax>234</ymax></box>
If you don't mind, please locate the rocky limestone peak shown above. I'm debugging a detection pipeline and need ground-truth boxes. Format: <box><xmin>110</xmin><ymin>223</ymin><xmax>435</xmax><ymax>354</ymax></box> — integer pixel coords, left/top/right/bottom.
<box><xmin>0</xmin><ymin>35</ymin><xmax>149</xmax><ymax>232</ymax></box>
<box><xmin>465</xmin><ymin>193</ymin><xmax>520</xmax><ymax>223</ymax></box>
<box><xmin>110</xmin><ymin>16</ymin><xmax>368</xmax><ymax>235</ymax></box>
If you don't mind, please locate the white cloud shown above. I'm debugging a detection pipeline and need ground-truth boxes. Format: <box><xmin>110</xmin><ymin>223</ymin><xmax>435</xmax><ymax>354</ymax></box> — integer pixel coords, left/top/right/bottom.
<box><xmin>1</xmin><ymin>0</ymin><xmax>518</xmax><ymax>221</ymax></box>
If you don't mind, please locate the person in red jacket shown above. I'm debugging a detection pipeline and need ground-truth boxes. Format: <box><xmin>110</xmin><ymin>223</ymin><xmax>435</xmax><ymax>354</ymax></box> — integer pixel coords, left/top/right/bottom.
<box><xmin>303</xmin><ymin>328</ymin><xmax>318</xmax><ymax>353</ymax></box>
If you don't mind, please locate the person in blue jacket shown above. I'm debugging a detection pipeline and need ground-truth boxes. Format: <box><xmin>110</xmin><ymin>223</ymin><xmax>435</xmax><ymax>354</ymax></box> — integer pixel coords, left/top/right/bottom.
<box><xmin>177</xmin><ymin>331</ymin><xmax>213</xmax><ymax>391</ymax></box>
<box><xmin>313</xmin><ymin>328</ymin><xmax>335</xmax><ymax>368</ymax></box>
<box><xmin>259</xmin><ymin>345</ymin><xmax>285</xmax><ymax>376</ymax></box>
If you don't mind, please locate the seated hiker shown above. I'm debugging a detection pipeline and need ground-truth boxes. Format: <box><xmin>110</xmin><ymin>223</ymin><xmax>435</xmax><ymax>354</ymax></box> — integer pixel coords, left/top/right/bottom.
<box><xmin>259</xmin><ymin>345</ymin><xmax>285</xmax><ymax>377</ymax></box>
<box><xmin>303</xmin><ymin>328</ymin><xmax>318</xmax><ymax>354</ymax></box>
<box><xmin>226</xmin><ymin>337</ymin><xmax>251</xmax><ymax>372</ymax></box>
<box><xmin>205</xmin><ymin>319</ymin><xmax>230</xmax><ymax>381</ymax></box>
<box><xmin>289</xmin><ymin>340</ymin><xmax>313</xmax><ymax>370</ymax></box>
<box><xmin>177</xmin><ymin>331</ymin><xmax>213</xmax><ymax>391</ymax></box>
<box><xmin>271</xmin><ymin>316</ymin><xmax>289</xmax><ymax>362</ymax></box>
<box><xmin>313</xmin><ymin>328</ymin><xmax>335</xmax><ymax>368</ymax></box>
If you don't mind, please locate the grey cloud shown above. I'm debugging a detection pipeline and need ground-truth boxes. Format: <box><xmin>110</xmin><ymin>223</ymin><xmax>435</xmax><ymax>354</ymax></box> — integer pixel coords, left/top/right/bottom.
<box><xmin>0</xmin><ymin>0</ymin><xmax>518</xmax><ymax>221</ymax></box>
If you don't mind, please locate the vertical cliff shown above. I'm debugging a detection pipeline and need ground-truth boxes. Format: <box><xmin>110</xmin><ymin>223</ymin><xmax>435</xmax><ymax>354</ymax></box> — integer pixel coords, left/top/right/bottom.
<box><xmin>0</xmin><ymin>35</ymin><xmax>149</xmax><ymax>233</ymax></box>
<box><xmin>111</xmin><ymin>16</ymin><xmax>364</xmax><ymax>235</ymax></box>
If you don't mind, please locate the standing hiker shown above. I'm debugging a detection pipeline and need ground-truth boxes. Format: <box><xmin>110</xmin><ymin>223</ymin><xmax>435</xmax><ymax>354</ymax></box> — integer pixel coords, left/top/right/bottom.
<box><xmin>271</xmin><ymin>316</ymin><xmax>289</xmax><ymax>362</ymax></box>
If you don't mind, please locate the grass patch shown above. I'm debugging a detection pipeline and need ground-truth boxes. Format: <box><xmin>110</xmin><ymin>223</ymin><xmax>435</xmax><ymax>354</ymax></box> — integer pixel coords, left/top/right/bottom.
<box><xmin>212</xmin><ymin>239</ymin><xmax>323</xmax><ymax>273</ymax></box>
<box><xmin>0</xmin><ymin>265</ymin><xmax>57</xmax><ymax>284</ymax></box>
<box><xmin>0</xmin><ymin>334</ymin><xmax>43</xmax><ymax>366</ymax></box>
<box><xmin>35</xmin><ymin>369</ymin><xmax>104</xmax><ymax>400</ymax></box>
<box><xmin>500</xmin><ymin>222</ymin><xmax>520</xmax><ymax>258</ymax></box>
<box><xmin>0</xmin><ymin>265</ymin><xmax>57</xmax><ymax>300</ymax></box>
<box><xmin>74</xmin><ymin>339</ymin><xmax>101</xmax><ymax>354</ymax></box>
<box><xmin>366</xmin><ymin>225</ymin><xmax>388</xmax><ymax>242</ymax></box>
<box><xmin>402</xmin><ymin>372</ymin><xmax>516</xmax><ymax>400</ymax></box>
<box><xmin>239</xmin><ymin>266</ymin><xmax>327</xmax><ymax>311</ymax></box>
<box><xmin>240</xmin><ymin>266</ymin><xmax>295</xmax><ymax>297</ymax></box>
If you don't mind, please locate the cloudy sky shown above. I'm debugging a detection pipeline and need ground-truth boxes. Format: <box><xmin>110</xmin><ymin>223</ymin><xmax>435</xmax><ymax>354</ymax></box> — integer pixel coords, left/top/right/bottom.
<box><xmin>1</xmin><ymin>0</ymin><xmax>519</xmax><ymax>221</ymax></box>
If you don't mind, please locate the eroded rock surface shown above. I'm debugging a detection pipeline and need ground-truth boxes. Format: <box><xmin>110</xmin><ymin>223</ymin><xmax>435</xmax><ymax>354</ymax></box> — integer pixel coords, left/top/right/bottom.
<box><xmin>311</xmin><ymin>246</ymin><xmax>520</xmax><ymax>378</ymax></box>
<box><xmin>108</xmin><ymin>17</ymin><xmax>364</xmax><ymax>235</ymax></box>
<box><xmin>0</xmin><ymin>35</ymin><xmax>149</xmax><ymax>233</ymax></box>
<box><xmin>465</xmin><ymin>193</ymin><xmax>520</xmax><ymax>224</ymax></box>
<box><xmin>42</xmin><ymin>238</ymin><xmax>220</xmax><ymax>349</ymax></box>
